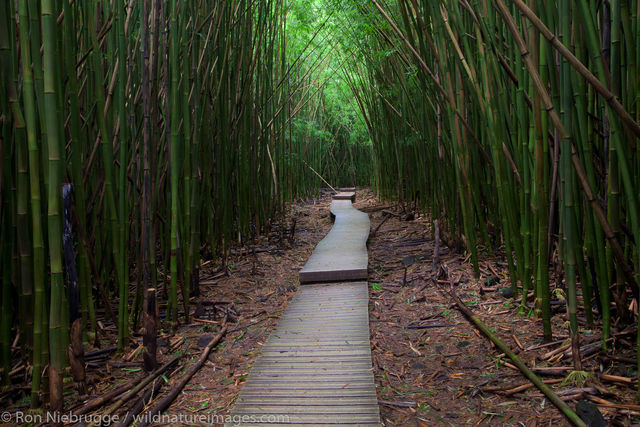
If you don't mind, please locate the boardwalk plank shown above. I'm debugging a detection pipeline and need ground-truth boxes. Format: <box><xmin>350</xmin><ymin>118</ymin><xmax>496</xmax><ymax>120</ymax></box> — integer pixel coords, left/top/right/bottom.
<box><xmin>332</xmin><ymin>191</ymin><xmax>356</xmax><ymax>202</ymax></box>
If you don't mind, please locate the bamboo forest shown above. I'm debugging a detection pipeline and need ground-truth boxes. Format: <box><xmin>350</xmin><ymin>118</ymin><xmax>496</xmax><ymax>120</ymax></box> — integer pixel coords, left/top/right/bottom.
<box><xmin>1</xmin><ymin>0</ymin><xmax>640</xmax><ymax>425</ymax></box>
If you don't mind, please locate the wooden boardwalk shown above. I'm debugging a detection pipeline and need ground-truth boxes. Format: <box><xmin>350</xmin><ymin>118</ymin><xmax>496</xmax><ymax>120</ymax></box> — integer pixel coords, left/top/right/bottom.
<box><xmin>299</xmin><ymin>199</ymin><xmax>369</xmax><ymax>283</ymax></box>
<box><xmin>227</xmin><ymin>194</ymin><xmax>380</xmax><ymax>426</ymax></box>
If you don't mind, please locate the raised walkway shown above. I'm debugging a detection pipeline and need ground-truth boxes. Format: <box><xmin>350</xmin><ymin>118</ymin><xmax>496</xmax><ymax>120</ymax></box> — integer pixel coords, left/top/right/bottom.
<box><xmin>227</xmin><ymin>191</ymin><xmax>380</xmax><ymax>426</ymax></box>
<box><xmin>299</xmin><ymin>198</ymin><xmax>369</xmax><ymax>283</ymax></box>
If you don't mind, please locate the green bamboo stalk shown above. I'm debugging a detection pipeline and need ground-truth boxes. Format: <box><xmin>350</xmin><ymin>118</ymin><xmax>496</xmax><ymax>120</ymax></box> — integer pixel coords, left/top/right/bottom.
<box><xmin>87</xmin><ymin>1</ymin><xmax>124</xmax><ymax>340</ymax></box>
<box><xmin>116</xmin><ymin>0</ymin><xmax>129</xmax><ymax>351</ymax></box>
<box><xmin>168</xmin><ymin>0</ymin><xmax>180</xmax><ymax>325</ymax></box>
<box><xmin>0</xmin><ymin>221</ymin><xmax>10</xmax><ymax>386</ymax></box>
<box><xmin>16</xmin><ymin>0</ymin><xmax>48</xmax><ymax>404</ymax></box>
<box><xmin>62</xmin><ymin>0</ymin><xmax>94</xmax><ymax>343</ymax></box>
<box><xmin>1</xmin><ymin>0</ymin><xmax>34</xmax><ymax>354</ymax></box>
<box><xmin>41</xmin><ymin>0</ymin><xmax>66</xmax><ymax>413</ymax></box>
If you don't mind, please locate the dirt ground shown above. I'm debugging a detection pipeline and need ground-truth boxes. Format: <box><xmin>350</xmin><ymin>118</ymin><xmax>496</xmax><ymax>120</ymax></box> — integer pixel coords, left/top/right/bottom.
<box><xmin>3</xmin><ymin>189</ymin><xmax>638</xmax><ymax>426</ymax></box>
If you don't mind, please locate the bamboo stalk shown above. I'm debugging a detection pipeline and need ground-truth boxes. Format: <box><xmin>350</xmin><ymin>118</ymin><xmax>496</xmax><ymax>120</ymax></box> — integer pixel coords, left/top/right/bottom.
<box><xmin>41</xmin><ymin>0</ymin><xmax>66</xmax><ymax>414</ymax></box>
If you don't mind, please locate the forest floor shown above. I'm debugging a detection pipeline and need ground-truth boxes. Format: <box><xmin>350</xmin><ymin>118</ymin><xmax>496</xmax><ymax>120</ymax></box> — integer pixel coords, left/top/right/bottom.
<box><xmin>5</xmin><ymin>189</ymin><xmax>639</xmax><ymax>426</ymax></box>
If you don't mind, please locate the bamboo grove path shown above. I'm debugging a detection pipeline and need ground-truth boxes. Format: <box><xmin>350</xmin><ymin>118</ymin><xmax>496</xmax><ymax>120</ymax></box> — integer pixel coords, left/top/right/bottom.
<box><xmin>227</xmin><ymin>191</ymin><xmax>381</xmax><ymax>426</ymax></box>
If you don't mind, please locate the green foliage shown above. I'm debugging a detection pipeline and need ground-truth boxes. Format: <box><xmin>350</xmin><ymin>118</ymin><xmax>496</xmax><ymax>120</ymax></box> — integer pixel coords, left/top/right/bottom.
<box><xmin>283</xmin><ymin>0</ymin><xmax>374</xmax><ymax>190</ymax></box>
<box><xmin>561</xmin><ymin>371</ymin><xmax>593</xmax><ymax>387</ymax></box>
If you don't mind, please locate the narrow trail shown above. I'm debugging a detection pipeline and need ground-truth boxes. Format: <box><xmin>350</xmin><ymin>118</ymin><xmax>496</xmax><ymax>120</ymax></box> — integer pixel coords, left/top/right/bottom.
<box><xmin>227</xmin><ymin>192</ymin><xmax>381</xmax><ymax>425</ymax></box>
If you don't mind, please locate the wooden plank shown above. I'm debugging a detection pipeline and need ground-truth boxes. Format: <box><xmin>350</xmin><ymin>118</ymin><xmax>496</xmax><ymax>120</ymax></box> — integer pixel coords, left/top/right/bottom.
<box><xmin>227</xmin><ymin>414</ymin><xmax>381</xmax><ymax>424</ymax></box>
<box><xmin>229</xmin><ymin>424</ymin><xmax>379</xmax><ymax>427</ymax></box>
<box><xmin>262</xmin><ymin>343</ymin><xmax>370</xmax><ymax>348</ymax></box>
<box><xmin>229</xmin><ymin>424</ymin><xmax>378</xmax><ymax>427</ymax></box>
<box><xmin>241</xmin><ymin>382</ymin><xmax>376</xmax><ymax>389</ymax></box>
<box><xmin>245</xmin><ymin>372</ymin><xmax>374</xmax><ymax>379</ymax></box>
<box><xmin>227</xmin><ymin>282</ymin><xmax>380</xmax><ymax>426</ymax></box>
<box><xmin>249</xmin><ymin>365</ymin><xmax>373</xmax><ymax>373</ymax></box>
<box><xmin>243</xmin><ymin>380</ymin><xmax>374</xmax><ymax>387</ymax></box>
<box><xmin>261</xmin><ymin>342</ymin><xmax>370</xmax><ymax>347</ymax></box>
<box><xmin>299</xmin><ymin>201</ymin><xmax>369</xmax><ymax>283</ymax></box>
<box><xmin>238</xmin><ymin>385</ymin><xmax>377</xmax><ymax>392</ymax></box>
<box><xmin>236</xmin><ymin>400</ymin><xmax>379</xmax><ymax>408</ymax></box>
<box><xmin>332</xmin><ymin>191</ymin><xmax>356</xmax><ymax>202</ymax></box>
<box><xmin>232</xmin><ymin>405</ymin><xmax>380</xmax><ymax>414</ymax></box>
<box><xmin>248</xmin><ymin>366</ymin><xmax>373</xmax><ymax>373</ymax></box>
<box><xmin>258</xmin><ymin>351</ymin><xmax>372</xmax><ymax>357</ymax></box>
<box><xmin>264</xmin><ymin>336</ymin><xmax>370</xmax><ymax>342</ymax></box>
<box><xmin>238</xmin><ymin>392</ymin><xmax>377</xmax><ymax>398</ymax></box>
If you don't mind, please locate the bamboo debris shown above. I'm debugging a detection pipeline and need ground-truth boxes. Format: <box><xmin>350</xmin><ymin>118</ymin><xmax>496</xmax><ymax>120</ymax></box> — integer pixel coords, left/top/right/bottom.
<box><xmin>438</xmin><ymin>281</ymin><xmax>586</xmax><ymax>426</ymax></box>
<box><xmin>114</xmin><ymin>375</ymin><xmax>166</xmax><ymax>427</ymax></box>
<box><xmin>137</xmin><ymin>319</ymin><xmax>228</xmax><ymax>426</ymax></box>
<box><xmin>91</xmin><ymin>354</ymin><xmax>182</xmax><ymax>425</ymax></box>
<box><xmin>73</xmin><ymin>377</ymin><xmax>141</xmax><ymax>415</ymax></box>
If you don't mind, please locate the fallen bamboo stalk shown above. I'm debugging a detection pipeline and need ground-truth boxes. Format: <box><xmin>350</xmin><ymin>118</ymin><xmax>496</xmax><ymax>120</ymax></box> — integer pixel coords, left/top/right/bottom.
<box><xmin>599</xmin><ymin>373</ymin><xmax>635</xmax><ymax>385</ymax></box>
<box><xmin>378</xmin><ymin>400</ymin><xmax>418</xmax><ymax>408</ymax></box>
<box><xmin>114</xmin><ymin>375</ymin><xmax>165</xmax><ymax>427</ymax></box>
<box><xmin>560</xmin><ymin>338</ymin><xmax>614</xmax><ymax>361</ymax></box>
<box><xmin>432</xmin><ymin>219</ymin><xmax>440</xmax><ymax>272</ymax></box>
<box><xmin>302</xmin><ymin>159</ymin><xmax>335</xmax><ymax>192</ymax></box>
<box><xmin>526</xmin><ymin>339</ymin><xmax>566</xmax><ymax>352</ymax></box>
<box><xmin>73</xmin><ymin>376</ymin><xmax>140</xmax><ymax>415</ymax></box>
<box><xmin>500</xmin><ymin>378</ymin><xmax>564</xmax><ymax>395</ymax></box>
<box><xmin>370</xmin><ymin>213</ymin><xmax>392</xmax><ymax>238</ymax></box>
<box><xmin>405</xmin><ymin>323</ymin><xmax>458</xmax><ymax>329</ymax></box>
<box><xmin>503</xmin><ymin>362</ymin><xmax>575</xmax><ymax>376</ymax></box>
<box><xmin>361</xmin><ymin>205</ymin><xmax>394</xmax><ymax>213</ymax></box>
<box><xmin>588</xmin><ymin>395</ymin><xmax>640</xmax><ymax>411</ymax></box>
<box><xmin>542</xmin><ymin>342</ymin><xmax>571</xmax><ymax>360</ymax></box>
<box><xmin>439</xmin><ymin>284</ymin><xmax>586</xmax><ymax>426</ymax></box>
<box><xmin>381</xmin><ymin>210</ymin><xmax>400</xmax><ymax>217</ymax></box>
<box><xmin>192</xmin><ymin>318</ymin><xmax>221</xmax><ymax>325</ymax></box>
<box><xmin>530</xmin><ymin>366</ymin><xmax>574</xmax><ymax>375</ymax></box>
<box><xmin>84</xmin><ymin>346</ymin><xmax>118</xmax><ymax>358</ymax></box>
<box><xmin>527</xmin><ymin>387</ymin><xmax>597</xmax><ymax>399</ymax></box>
<box><xmin>136</xmin><ymin>318</ymin><xmax>228</xmax><ymax>427</ymax></box>
<box><xmin>88</xmin><ymin>354</ymin><xmax>182</xmax><ymax>426</ymax></box>
<box><xmin>512</xmin><ymin>334</ymin><xmax>524</xmax><ymax>350</ymax></box>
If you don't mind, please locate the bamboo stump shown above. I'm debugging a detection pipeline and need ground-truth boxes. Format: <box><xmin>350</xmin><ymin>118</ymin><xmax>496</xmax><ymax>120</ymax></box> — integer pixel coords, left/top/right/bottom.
<box><xmin>68</xmin><ymin>318</ymin><xmax>87</xmax><ymax>395</ymax></box>
<box><xmin>143</xmin><ymin>288</ymin><xmax>157</xmax><ymax>371</ymax></box>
